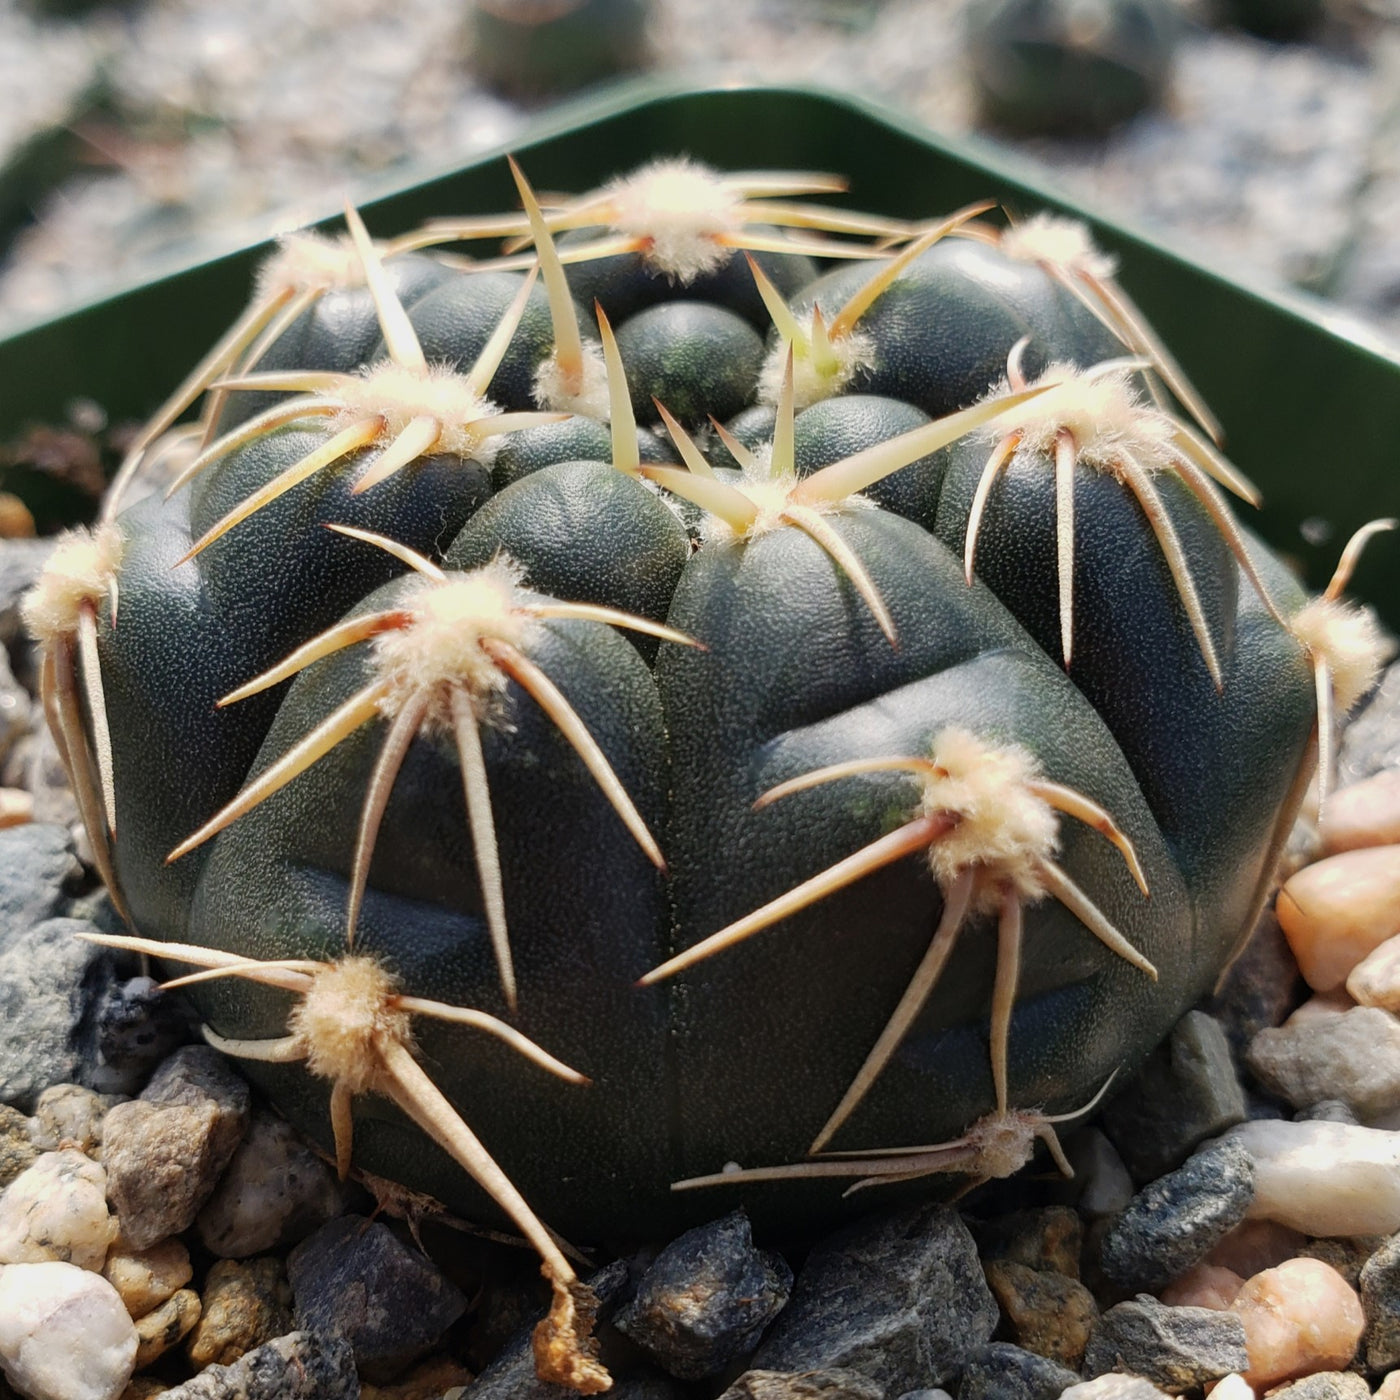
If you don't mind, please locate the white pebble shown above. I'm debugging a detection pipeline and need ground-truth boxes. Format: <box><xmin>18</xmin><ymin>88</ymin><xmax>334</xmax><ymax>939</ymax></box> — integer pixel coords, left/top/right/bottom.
<box><xmin>1347</xmin><ymin>931</ymin><xmax>1400</xmax><ymax>1010</ymax></box>
<box><xmin>1059</xmin><ymin>1374</ymin><xmax>1170</xmax><ymax>1398</ymax></box>
<box><xmin>0</xmin><ymin>1260</ymin><xmax>138</xmax><ymax>1400</ymax></box>
<box><xmin>1227</xmin><ymin>1119</ymin><xmax>1400</xmax><ymax>1236</ymax></box>
<box><xmin>0</xmin><ymin>1149</ymin><xmax>117</xmax><ymax>1271</ymax></box>
<box><xmin>1208</xmin><ymin>1376</ymin><xmax>1254</xmax><ymax>1399</ymax></box>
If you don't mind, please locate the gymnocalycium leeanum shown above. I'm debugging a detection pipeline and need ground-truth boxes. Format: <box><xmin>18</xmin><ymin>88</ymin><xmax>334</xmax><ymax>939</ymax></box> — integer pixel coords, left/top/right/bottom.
<box><xmin>26</xmin><ymin>156</ymin><xmax>1393</xmax><ymax>1391</ymax></box>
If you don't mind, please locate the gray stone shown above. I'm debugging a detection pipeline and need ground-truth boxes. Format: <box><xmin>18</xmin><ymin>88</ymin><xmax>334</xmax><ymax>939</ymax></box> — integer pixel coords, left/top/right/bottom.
<box><xmin>144</xmin><ymin>1329</ymin><xmax>359</xmax><ymax>1399</ymax></box>
<box><xmin>1083</xmin><ymin>1295</ymin><xmax>1249</xmax><ymax>1390</ymax></box>
<box><xmin>1296</xmin><ymin>1099</ymin><xmax>1360</xmax><ymax>1126</ymax></box>
<box><xmin>102</xmin><ymin>1046</ymin><xmax>251</xmax><ymax>1249</ymax></box>
<box><xmin>1100</xmin><ymin>1138</ymin><xmax>1255</xmax><ymax>1292</ymax></box>
<box><xmin>0</xmin><ymin>1103</ymin><xmax>36</xmax><ymax>1188</ymax></box>
<box><xmin>0</xmin><ymin>917</ymin><xmax>119</xmax><ymax>1112</ymax></box>
<box><xmin>1267</xmin><ymin>1375</ymin><xmax>1371</xmax><ymax>1400</ymax></box>
<box><xmin>717</xmin><ymin>1372</ymin><xmax>883</xmax><ymax>1400</ymax></box>
<box><xmin>1206</xmin><ymin>908</ymin><xmax>1303</xmax><ymax>1059</ymax></box>
<box><xmin>1067</xmin><ymin>1129</ymin><xmax>1135</xmax><ymax>1221</ymax></box>
<box><xmin>615</xmin><ymin>1210</ymin><xmax>791</xmax><ymax>1379</ymax></box>
<box><xmin>1101</xmin><ymin>1012</ymin><xmax>1247</xmax><ymax>1182</ymax></box>
<box><xmin>1339</xmin><ymin>659</ymin><xmax>1400</xmax><ymax>787</ymax></box>
<box><xmin>197</xmin><ymin>1110</ymin><xmax>345</xmax><ymax>1258</ymax></box>
<box><xmin>1249</xmin><ymin>1003</ymin><xmax>1400</xmax><ymax>1119</ymax></box>
<box><xmin>0</xmin><ymin>647</ymin><xmax>30</xmax><ymax>768</ymax></box>
<box><xmin>1360</xmin><ymin>1228</ymin><xmax>1400</xmax><ymax>1369</ymax></box>
<box><xmin>751</xmin><ymin>1202</ymin><xmax>997</xmax><ymax>1392</ymax></box>
<box><xmin>287</xmin><ymin>1215</ymin><xmax>466</xmax><ymax>1381</ymax></box>
<box><xmin>0</xmin><ymin>823</ymin><xmax>79</xmax><ymax>939</ymax></box>
<box><xmin>90</xmin><ymin>975</ymin><xmax>197</xmax><ymax>1096</ymax></box>
<box><xmin>25</xmin><ymin>729</ymin><xmax>81</xmax><ymax>851</ymax></box>
<box><xmin>30</xmin><ymin>1083</ymin><xmax>114</xmax><ymax>1153</ymax></box>
<box><xmin>955</xmin><ymin>1342</ymin><xmax>1079</xmax><ymax>1400</ymax></box>
<box><xmin>0</xmin><ymin>539</ymin><xmax>55</xmax><ymax>645</ymax></box>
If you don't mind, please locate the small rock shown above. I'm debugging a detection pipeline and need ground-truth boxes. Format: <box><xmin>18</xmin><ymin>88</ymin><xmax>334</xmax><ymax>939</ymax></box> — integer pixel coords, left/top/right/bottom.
<box><xmin>1264</xmin><ymin>1373</ymin><xmax>1370</xmax><ymax>1399</ymax></box>
<box><xmin>1101</xmin><ymin>1011</ymin><xmax>1248</xmax><ymax>1181</ymax></box>
<box><xmin>1229</xmin><ymin>1257</ymin><xmax>1364</xmax><ymax>1390</ymax></box>
<box><xmin>141</xmin><ymin>1330</ymin><xmax>358</xmax><ymax>1400</ymax></box>
<box><xmin>1159</xmin><ymin>1262</ymin><xmax>1244</xmax><ymax>1309</ymax></box>
<box><xmin>956</xmin><ymin>1340</ymin><xmax>1079</xmax><ymax>1399</ymax></box>
<box><xmin>133</xmin><ymin>1287</ymin><xmax>201</xmax><ymax>1369</ymax></box>
<box><xmin>196</xmin><ymin>1111</ymin><xmax>345</xmax><ymax>1258</ymax></box>
<box><xmin>120</xmin><ymin>1380</ymin><xmax>171</xmax><ymax>1400</ymax></box>
<box><xmin>0</xmin><ymin>1104</ymin><xmax>35</xmax><ymax>1189</ymax></box>
<box><xmin>1208</xmin><ymin>908</ymin><xmax>1303</xmax><ymax>1059</ymax></box>
<box><xmin>1377</xmin><ymin>1370</ymin><xmax>1400</xmax><ymax>1400</ymax></box>
<box><xmin>1346</xmin><ymin>932</ymin><xmax>1400</xmax><ymax>1012</ymax></box>
<box><xmin>288</xmin><ymin>1215</ymin><xmax>466</xmax><ymax>1382</ymax></box>
<box><xmin>30</xmin><ymin>1083</ymin><xmax>113</xmax><ymax>1152</ymax></box>
<box><xmin>0</xmin><ymin>539</ymin><xmax>56</xmax><ymax>645</ymax></box>
<box><xmin>976</xmin><ymin>1206</ymin><xmax>1082</xmax><ymax>1278</ymax></box>
<box><xmin>1058</xmin><ymin>1376</ymin><xmax>1170</xmax><ymax>1399</ymax></box>
<box><xmin>0</xmin><ymin>1259</ymin><xmax>137</xmax><ymax>1400</ymax></box>
<box><xmin>1207</xmin><ymin>1378</ymin><xmax>1254</xmax><ymax>1400</ymax></box>
<box><xmin>983</xmin><ymin>1260</ymin><xmax>1096</xmax><ymax>1368</ymax></box>
<box><xmin>1277</xmin><ymin>846</ymin><xmax>1400</xmax><ymax>992</ymax></box>
<box><xmin>1100</xmin><ymin>1138</ymin><xmax>1255</xmax><ymax>1292</ymax></box>
<box><xmin>0</xmin><ymin>1147</ymin><xmax>117</xmax><ymax>1270</ymax></box>
<box><xmin>614</xmin><ymin>1210</ymin><xmax>791</xmax><ymax>1380</ymax></box>
<box><xmin>1083</xmin><ymin>1295</ymin><xmax>1248</xmax><ymax>1389</ymax></box>
<box><xmin>186</xmin><ymin>1257</ymin><xmax>292</xmax><ymax>1370</ymax></box>
<box><xmin>0</xmin><ymin>823</ymin><xmax>79</xmax><ymax>937</ymax></box>
<box><xmin>1339</xmin><ymin>662</ymin><xmax>1400</xmax><ymax>786</ymax></box>
<box><xmin>1228</xmin><ymin>1119</ymin><xmax>1400</xmax><ymax>1235</ymax></box>
<box><xmin>1297</xmin><ymin>1235</ymin><xmax>1383</xmax><ymax>1289</ymax></box>
<box><xmin>103</xmin><ymin>1047</ymin><xmax>251</xmax><ymax>1250</ymax></box>
<box><xmin>0</xmin><ymin>916</ymin><xmax>120</xmax><ymax>1112</ymax></box>
<box><xmin>0</xmin><ymin>651</ymin><xmax>30</xmax><ymax>770</ymax></box>
<box><xmin>751</xmin><ymin>1202</ymin><xmax>996</xmax><ymax>1392</ymax></box>
<box><xmin>26</xmin><ymin>727</ymin><xmax>80</xmax><ymax>845</ymax></box>
<box><xmin>103</xmin><ymin>1238</ymin><xmax>193</xmax><ymax>1319</ymax></box>
<box><xmin>1322</xmin><ymin>769</ymin><xmax>1400</xmax><ymax>853</ymax></box>
<box><xmin>717</xmin><ymin>1372</ymin><xmax>883</xmax><ymax>1400</ymax></box>
<box><xmin>1068</xmin><ymin>1131</ymin><xmax>1135</xmax><ymax>1221</ymax></box>
<box><xmin>1206</xmin><ymin>1219</ymin><xmax>1308</xmax><ymax>1277</ymax></box>
<box><xmin>359</xmin><ymin>1355</ymin><xmax>474</xmax><ymax>1399</ymax></box>
<box><xmin>1248</xmin><ymin>1002</ymin><xmax>1400</xmax><ymax>1120</ymax></box>
<box><xmin>1359</xmin><ymin>1228</ymin><xmax>1400</xmax><ymax>1369</ymax></box>
<box><xmin>91</xmin><ymin>978</ymin><xmax>196</xmax><ymax>1098</ymax></box>
<box><xmin>1295</xmin><ymin>1099</ymin><xmax>1360</xmax><ymax>1126</ymax></box>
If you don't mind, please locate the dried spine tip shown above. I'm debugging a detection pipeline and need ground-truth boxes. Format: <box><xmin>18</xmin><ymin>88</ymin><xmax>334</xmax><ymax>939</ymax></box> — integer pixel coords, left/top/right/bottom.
<box><xmin>21</xmin><ymin>524</ymin><xmax>123</xmax><ymax>642</ymax></box>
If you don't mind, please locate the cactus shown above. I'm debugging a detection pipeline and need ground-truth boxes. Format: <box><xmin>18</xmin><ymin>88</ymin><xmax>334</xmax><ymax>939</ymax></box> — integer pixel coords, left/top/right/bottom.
<box><xmin>27</xmin><ymin>155</ymin><xmax>1390</xmax><ymax>1390</ymax></box>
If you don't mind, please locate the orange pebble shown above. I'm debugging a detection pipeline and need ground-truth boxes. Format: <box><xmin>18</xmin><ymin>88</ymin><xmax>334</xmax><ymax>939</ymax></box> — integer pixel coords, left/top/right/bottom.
<box><xmin>1277</xmin><ymin>846</ymin><xmax>1400</xmax><ymax>992</ymax></box>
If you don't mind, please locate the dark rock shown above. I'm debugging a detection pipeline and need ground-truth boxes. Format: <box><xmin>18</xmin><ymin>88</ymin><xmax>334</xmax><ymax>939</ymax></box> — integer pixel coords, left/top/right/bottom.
<box><xmin>90</xmin><ymin>974</ymin><xmax>197</xmax><ymax>1095</ymax></box>
<box><xmin>615</xmin><ymin>1210</ymin><xmax>791</xmax><ymax>1380</ymax></box>
<box><xmin>751</xmin><ymin>1202</ymin><xmax>996</xmax><ymax>1392</ymax></box>
<box><xmin>1082</xmin><ymin>1295</ymin><xmax>1248</xmax><ymax>1389</ymax></box>
<box><xmin>289</xmin><ymin>1215</ymin><xmax>467</xmax><ymax>1382</ymax></box>
<box><xmin>1101</xmin><ymin>1011</ymin><xmax>1248</xmax><ymax>1181</ymax></box>
<box><xmin>1266</xmin><ymin>1375</ymin><xmax>1371</xmax><ymax>1400</ymax></box>
<box><xmin>1296</xmin><ymin>1099</ymin><xmax>1360</xmax><ymax>1126</ymax></box>
<box><xmin>0</xmin><ymin>916</ymin><xmax>119</xmax><ymax>1111</ymax></box>
<box><xmin>1207</xmin><ymin>907</ymin><xmax>1303</xmax><ymax>1058</ymax></box>
<box><xmin>0</xmin><ymin>823</ymin><xmax>79</xmax><ymax>938</ymax></box>
<box><xmin>975</xmin><ymin>1206</ymin><xmax>1082</xmax><ymax>1278</ymax></box>
<box><xmin>1360</xmin><ymin>1228</ymin><xmax>1400</xmax><ymax>1370</ymax></box>
<box><xmin>717</xmin><ymin>1371</ymin><xmax>884</xmax><ymax>1400</ymax></box>
<box><xmin>145</xmin><ymin>1329</ymin><xmax>359</xmax><ymax>1399</ymax></box>
<box><xmin>956</xmin><ymin>1341</ymin><xmax>1079</xmax><ymax>1400</ymax></box>
<box><xmin>1099</xmin><ymin>1138</ymin><xmax>1255</xmax><ymax>1293</ymax></box>
<box><xmin>983</xmin><ymin>1260</ymin><xmax>1096</xmax><ymax>1368</ymax></box>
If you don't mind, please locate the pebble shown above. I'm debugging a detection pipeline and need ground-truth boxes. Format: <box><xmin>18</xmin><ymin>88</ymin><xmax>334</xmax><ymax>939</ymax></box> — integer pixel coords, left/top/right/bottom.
<box><xmin>103</xmin><ymin>1047</ymin><xmax>251</xmax><ymax>1250</ymax></box>
<box><xmin>359</xmin><ymin>1355</ymin><xmax>474</xmax><ymax>1399</ymax></box>
<box><xmin>1321</xmin><ymin>769</ymin><xmax>1400</xmax><ymax>853</ymax></box>
<box><xmin>1228</xmin><ymin>1257</ymin><xmax>1365</xmax><ymax>1390</ymax></box>
<box><xmin>1297</xmin><ymin>1235</ymin><xmax>1384</xmax><ymax>1289</ymax></box>
<box><xmin>1099</xmin><ymin>1138</ymin><xmax>1255</xmax><ymax>1292</ymax></box>
<box><xmin>751</xmin><ymin>1201</ymin><xmax>997</xmax><ymax>1393</ymax></box>
<box><xmin>0</xmin><ymin>916</ymin><xmax>119</xmax><ymax>1112</ymax></box>
<box><xmin>91</xmin><ymin>978</ymin><xmax>196</xmax><ymax>1098</ymax></box>
<box><xmin>1247</xmin><ymin>1002</ymin><xmax>1400</xmax><ymax>1120</ymax></box>
<box><xmin>1208</xmin><ymin>1378</ymin><xmax>1254</xmax><ymax>1400</ymax></box>
<box><xmin>139</xmin><ymin>1330</ymin><xmax>358</xmax><ymax>1400</ymax></box>
<box><xmin>614</xmin><ymin>1209</ymin><xmax>792</xmax><ymax>1379</ymax></box>
<box><xmin>0</xmin><ymin>540</ymin><xmax>56</xmax><ymax>645</ymax></box>
<box><xmin>287</xmin><ymin>1215</ymin><xmax>466</xmax><ymax>1382</ymax></box>
<box><xmin>1057</xmin><ymin>1376</ymin><xmax>1170</xmax><ymax>1399</ymax></box>
<box><xmin>0</xmin><ymin>1259</ymin><xmax>138</xmax><ymax>1400</ymax></box>
<box><xmin>196</xmin><ymin>1111</ymin><xmax>345</xmax><ymax>1259</ymax></box>
<box><xmin>1338</xmin><ymin>663</ymin><xmax>1400</xmax><ymax>787</ymax></box>
<box><xmin>717</xmin><ymin>1373</ymin><xmax>882</xmax><ymax>1400</ymax></box>
<box><xmin>1277</xmin><ymin>846</ymin><xmax>1400</xmax><ymax>992</ymax></box>
<box><xmin>1359</xmin><ymin>1228</ymin><xmax>1400</xmax><ymax>1369</ymax></box>
<box><xmin>133</xmin><ymin>1288</ymin><xmax>202</xmax><ymax>1369</ymax></box>
<box><xmin>976</xmin><ymin>1205</ymin><xmax>1082</xmax><ymax>1278</ymax></box>
<box><xmin>0</xmin><ymin>1104</ymin><xmax>35</xmax><ymax>1189</ymax></box>
<box><xmin>0</xmin><ymin>823</ymin><xmax>79</xmax><ymax>938</ymax></box>
<box><xmin>0</xmin><ymin>1148</ymin><xmax>117</xmax><ymax>1271</ymax></box>
<box><xmin>982</xmin><ymin>1260</ymin><xmax>1096</xmax><ymax>1368</ymax></box>
<box><xmin>1100</xmin><ymin>1011</ymin><xmax>1248</xmax><ymax>1181</ymax></box>
<box><xmin>1345</xmin><ymin>932</ymin><xmax>1400</xmax><ymax>1012</ymax></box>
<box><xmin>1265</xmin><ymin>1373</ymin><xmax>1370</xmax><ymax>1399</ymax></box>
<box><xmin>1206</xmin><ymin>1220</ymin><xmax>1309</xmax><ymax>1278</ymax></box>
<box><xmin>1295</xmin><ymin>1100</ymin><xmax>1360</xmax><ymax>1126</ymax></box>
<box><xmin>1068</xmin><ymin>1131</ymin><xmax>1135</xmax><ymax>1220</ymax></box>
<box><xmin>1082</xmin><ymin>1295</ymin><xmax>1249</xmax><ymax>1390</ymax></box>
<box><xmin>30</xmin><ymin>1084</ymin><xmax>113</xmax><ymax>1154</ymax></box>
<box><xmin>102</xmin><ymin>1239</ymin><xmax>193</xmax><ymax>1320</ymax></box>
<box><xmin>955</xmin><ymin>1340</ymin><xmax>1079</xmax><ymax>1400</ymax></box>
<box><xmin>1207</xmin><ymin>908</ymin><xmax>1304</xmax><ymax>1059</ymax></box>
<box><xmin>186</xmin><ymin>1258</ymin><xmax>293</xmax><ymax>1371</ymax></box>
<box><xmin>1378</xmin><ymin>1371</ymin><xmax>1400</xmax><ymax>1400</ymax></box>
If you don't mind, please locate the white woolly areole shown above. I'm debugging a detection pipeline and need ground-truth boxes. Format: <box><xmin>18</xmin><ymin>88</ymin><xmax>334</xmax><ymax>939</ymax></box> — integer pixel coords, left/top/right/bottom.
<box><xmin>961</xmin><ymin>1108</ymin><xmax>1046</xmax><ymax>1179</ymax></box>
<box><xmin>999</xmin><ymin>213</ymin><xmax>1118</xmax><ymax>281</ymax></box>
<box><xmin>288</xmin><ymin>957</ymin><xmax>410</xmax><ymax>1094</ymax></box>
<box><xmin>987</xmin><ymin>365</ymin><xmax>1177</xmax><ymax>477</ymax></box>
<box><xmin>604</xmin><ymin>158</ymin><xmax>739</xmax><ymax>283</ymax></box>
<box><xmin>21</xmin><ymin>523</ymin><xmax>124</xmax><ymax>643</ymax></box>
<box><xmin>919</xmin><ymin>726</ymin><xmax>1058</xmax><ymax>912</ymax></box>
<box><xmin>758</xmin><ymin>322</ymin><xmax>877</xmax><ymax>411</ymax></box>
<box><xmin>1291</xmin><ymin>597</ymin><xmax>1395</xmax><ymax>715</ymax></box>
<box><xmin>336</xmin><ymin>363</ymin><xmax>503</xmax><ymax>465</ymax></box>
<box><xmin>256</xmin><ymin>231</ymin><xmax>372</xmax><ymax>297</ymax></box>
<box><xmin>532</xmin><ymin>341</ymin><xmax>610</xmax><ymax>420</ymax></box>
<box><xmin>371</xmin><ymin>557</ymin><xmax>538</xmax><ymax>726</ymax></box>
<box><xmin>698</xmin><ymin>450</ymin><xmax>877</xmax><ymax>546</ymax></box>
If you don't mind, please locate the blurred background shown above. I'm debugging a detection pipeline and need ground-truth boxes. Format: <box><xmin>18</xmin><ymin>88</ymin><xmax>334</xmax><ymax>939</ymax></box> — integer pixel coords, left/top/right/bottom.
<box><xmin>0</xmin><ymin>0</ymin><xmax>1396</xmax><ymax>349</ymax></box>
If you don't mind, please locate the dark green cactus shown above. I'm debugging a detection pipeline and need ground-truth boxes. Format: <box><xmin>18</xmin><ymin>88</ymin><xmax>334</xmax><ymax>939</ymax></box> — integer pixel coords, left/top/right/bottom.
<box><xmin>25</xmin><ymin>154</ymin><xmax>1388</xmax><ymax>1391</ymax></box>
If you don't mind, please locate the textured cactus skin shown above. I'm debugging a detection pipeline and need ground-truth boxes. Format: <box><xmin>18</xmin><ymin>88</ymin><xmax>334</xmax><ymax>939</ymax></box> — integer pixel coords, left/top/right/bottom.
<box><xmin>84</xmin><ymin>182</ymin><xmax>1322</xmax><ymax>1245</ymax></box>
